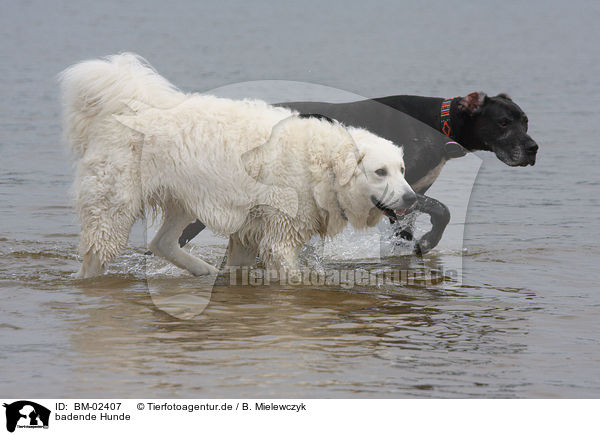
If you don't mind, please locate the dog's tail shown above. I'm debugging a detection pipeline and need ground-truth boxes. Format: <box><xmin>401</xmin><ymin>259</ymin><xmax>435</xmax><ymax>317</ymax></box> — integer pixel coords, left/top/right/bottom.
<box><xmin>58</xmin><ymin>53</ymin><xmax>184</xmax><ymax>157</ymax></box>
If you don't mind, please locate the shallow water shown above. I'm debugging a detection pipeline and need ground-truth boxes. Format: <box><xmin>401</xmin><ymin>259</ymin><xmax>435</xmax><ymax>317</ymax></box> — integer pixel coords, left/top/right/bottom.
<box><xmin>1</xmin><ymin>0</ymin><xmax>599</xmax><ymax>398</ymax></box>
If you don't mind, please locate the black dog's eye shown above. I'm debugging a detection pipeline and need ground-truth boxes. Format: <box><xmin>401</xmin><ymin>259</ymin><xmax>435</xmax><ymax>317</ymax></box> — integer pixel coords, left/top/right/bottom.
<box><xmin>375</xmin><ymin>168</ymin><xmax>387</xmax><ymax>176</ymax></box>
<box><xmin>499</xmin><ymin>118</ymin><xmax>511</xmax><ymax>127</ymax></box>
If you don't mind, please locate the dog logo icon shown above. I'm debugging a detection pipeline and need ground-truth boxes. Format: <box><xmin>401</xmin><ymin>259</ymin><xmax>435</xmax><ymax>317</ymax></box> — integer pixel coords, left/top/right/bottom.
<box><xmin>3</xmin><ymin>401</ymin><xmax>50</xmax><ymax>433</ymax></box>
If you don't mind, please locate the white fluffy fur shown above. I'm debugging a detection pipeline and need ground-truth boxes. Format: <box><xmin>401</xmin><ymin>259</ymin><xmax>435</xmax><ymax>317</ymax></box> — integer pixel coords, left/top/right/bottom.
<box><xmin>59</xmin><ymin>53</ymin><xmax>414</xmax><ymax>278</ymax></box>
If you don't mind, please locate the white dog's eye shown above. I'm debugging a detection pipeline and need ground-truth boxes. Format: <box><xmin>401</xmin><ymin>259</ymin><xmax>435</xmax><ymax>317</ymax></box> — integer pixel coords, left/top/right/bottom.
<box><xmin>401</xmin><ymin>167</ymin><xmax>405</xmax><ymax>175</ymax></box>
<box><xmin>375</xmin><ymin>168</ymin><xmax>387</xmax><ymax>176</ymax></box>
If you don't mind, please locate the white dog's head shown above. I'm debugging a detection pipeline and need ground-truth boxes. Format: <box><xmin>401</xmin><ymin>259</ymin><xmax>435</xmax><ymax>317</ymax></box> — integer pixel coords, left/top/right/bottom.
<box><xmin>337</xmin><ymin>128</ymin><xmax>416</xmax><ymax>229</ymax></box>
<box><xmin>283</xmin><ymin>114</ymin><xmax>415</xmax><ymax>235</ymax></box>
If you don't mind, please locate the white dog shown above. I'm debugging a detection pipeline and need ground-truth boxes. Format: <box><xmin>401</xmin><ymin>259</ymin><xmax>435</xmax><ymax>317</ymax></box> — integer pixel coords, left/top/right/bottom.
<box><xmin>59</xmin><ymin>54</ymin><xmax>415</xmax><ymax>278</ymax></box>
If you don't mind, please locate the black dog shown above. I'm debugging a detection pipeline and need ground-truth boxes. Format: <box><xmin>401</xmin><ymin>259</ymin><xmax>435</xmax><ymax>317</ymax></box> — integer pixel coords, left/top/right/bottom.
<box><xmin>177</xmin><ymin>92</ymin><xmax>538</xmax><ymax>254</ymax></box>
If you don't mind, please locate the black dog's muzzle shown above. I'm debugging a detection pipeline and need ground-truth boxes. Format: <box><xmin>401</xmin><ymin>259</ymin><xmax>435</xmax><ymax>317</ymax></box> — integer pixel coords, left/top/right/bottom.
<box><xmin>525</xmin><ymin>140</ymin><xmax>538</xmax><ymax>165</ymax></box>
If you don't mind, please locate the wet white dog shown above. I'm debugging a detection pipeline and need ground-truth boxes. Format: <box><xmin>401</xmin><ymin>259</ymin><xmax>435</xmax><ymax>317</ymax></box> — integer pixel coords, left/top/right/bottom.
<box><xmin>59</xmin><ymin>54</ymin><xmax>415</xmax><ymax>278</ymax></box>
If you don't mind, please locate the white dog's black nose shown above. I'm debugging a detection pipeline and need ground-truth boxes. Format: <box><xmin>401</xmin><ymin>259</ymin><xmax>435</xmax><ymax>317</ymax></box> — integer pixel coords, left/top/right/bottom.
<box><xmin>403</xmin><ymin>191</ymin><xmax>417</xmax><ymax>207</ymax></box>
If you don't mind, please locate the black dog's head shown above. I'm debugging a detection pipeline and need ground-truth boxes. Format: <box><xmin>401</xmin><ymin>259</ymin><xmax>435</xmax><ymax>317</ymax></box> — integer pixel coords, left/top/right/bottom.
<box><xmin>458</xmin><ymin>92</ymin><xmax>538</xmax><ymax>166</ymax></box>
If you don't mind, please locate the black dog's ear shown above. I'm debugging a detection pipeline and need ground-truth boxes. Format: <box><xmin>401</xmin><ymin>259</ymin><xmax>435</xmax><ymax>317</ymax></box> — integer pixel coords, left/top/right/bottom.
<box><xmin>497</xmin><ymin>93</ymin><xmax>512</xmax><ymax>101</ymax></box>
<box><xmin>458</xmin><ymin>92</ymin><xmax>487</xmax><ymax>115</ymax></box>
<box><xmin>298</xmin><ymin>113</ymin><xmax>335</xmax><ymax>123</ymax></box>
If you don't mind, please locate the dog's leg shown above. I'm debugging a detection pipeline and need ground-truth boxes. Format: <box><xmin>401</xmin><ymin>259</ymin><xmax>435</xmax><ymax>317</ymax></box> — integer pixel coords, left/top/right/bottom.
<box><xmin>149</xmin><ymin>207</ymin><xmax>218</xmax><ymax>276</ymax></box>
<box><xmin>179</xmin><ymin>220</ymin><xmax>206</xmax><ymax>248</ymax></box>
<box><xmin>260</xmin><ymin>242</ymin><xmax>300</xmax><ymax>271</ymax></box>
<box><xmin>75</xmin><ymin>159</ymin><xmax>141</xmax><ymax>278</ymax></box>
<box><xmin>412</xmin><ymin>194</ymin><xmax>450</xmax><ymax>254</ymax></box>
<box><xmin>143</xmin><ymin>218</ymin><xmax>204</xmax><ymax>256</ymax></box>
<box><xmin>75</xmin><ymin>250</ymin><xmax>104</xmax><ymax>279</ymax></box>
<box><xmin>226</xmin><ymin>233</ymin><xmax>258</xmax><ymax>267</ymax></box>
<box><xmin>393</xmin><ymin>211</ymin><xmax>417</xmax><ymax>241</ymax></box>
<box><xmin>397</xmin><ymin>229</ymin><xmax>414</xmax><ymax>241</ymax></box>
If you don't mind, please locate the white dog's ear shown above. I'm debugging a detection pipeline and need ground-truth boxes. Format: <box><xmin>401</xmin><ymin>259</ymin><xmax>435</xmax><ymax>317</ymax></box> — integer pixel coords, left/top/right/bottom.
<box><xmin>333</xmin><ymin>148</ymin><xmax>358</xmax><ymax>186</ymax></box>
<box><xmin>356</xmin><ymin>151</ymin><xmax>366</xmax><ymax>165</ymax></box>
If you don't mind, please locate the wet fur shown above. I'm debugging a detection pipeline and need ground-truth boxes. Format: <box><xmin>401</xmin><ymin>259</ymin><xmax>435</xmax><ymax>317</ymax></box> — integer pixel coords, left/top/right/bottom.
<box><xmin>59</xmin><ymin>54</ymin><xmax>413</xmax><ymax>277</ymax></box>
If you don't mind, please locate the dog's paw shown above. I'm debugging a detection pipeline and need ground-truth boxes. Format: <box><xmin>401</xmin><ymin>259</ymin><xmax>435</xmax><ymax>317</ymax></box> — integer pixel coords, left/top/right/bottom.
<box><xmin>190</xmin><ymin>263</ymin><xmax>219</xmax><ymax>276</ymax></box>
<box><xmin>414</xmin><ymin>238</ymin><xmax>431</xmax><ymax>255</ymax></box>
